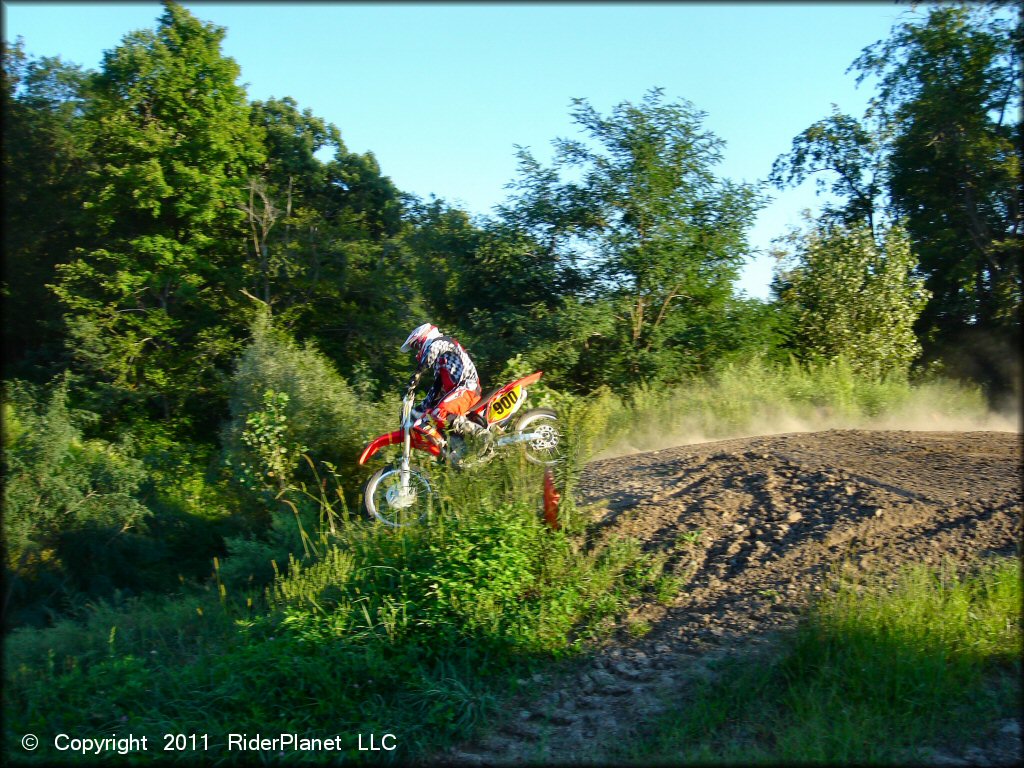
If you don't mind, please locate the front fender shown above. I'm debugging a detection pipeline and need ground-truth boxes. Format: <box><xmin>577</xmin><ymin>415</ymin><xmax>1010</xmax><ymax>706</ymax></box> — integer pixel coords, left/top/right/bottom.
<box><xmin>358</xmin><ymin>429</ymin><xmax>442</xmax><ymax>465</ymax></box>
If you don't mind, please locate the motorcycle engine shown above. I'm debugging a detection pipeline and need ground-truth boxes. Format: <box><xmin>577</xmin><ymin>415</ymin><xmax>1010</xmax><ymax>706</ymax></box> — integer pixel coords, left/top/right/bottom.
<box><xmin>447</xmin><ymin>434</ymin><xmax>470</xmax><ymax>467</ymax></box>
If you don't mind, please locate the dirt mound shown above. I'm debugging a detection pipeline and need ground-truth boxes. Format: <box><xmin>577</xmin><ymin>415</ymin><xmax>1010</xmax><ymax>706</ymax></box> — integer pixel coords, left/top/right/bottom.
<box><xmin>446</xmin><ymin>430</ymin><xmax>1022</xmax><ymax>765</ymax></box>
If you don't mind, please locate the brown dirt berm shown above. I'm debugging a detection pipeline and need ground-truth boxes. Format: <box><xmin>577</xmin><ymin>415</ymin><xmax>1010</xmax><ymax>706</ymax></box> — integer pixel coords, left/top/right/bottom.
<box><xmin>442</xmin><ymin>429</ymin><xmax>1022</xmax><ymax>765</ymax></box>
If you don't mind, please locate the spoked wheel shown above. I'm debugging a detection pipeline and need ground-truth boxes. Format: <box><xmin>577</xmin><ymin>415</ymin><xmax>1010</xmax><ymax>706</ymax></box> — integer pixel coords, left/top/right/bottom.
<box><xmin>363</xmin><ymin>465</ymin><xmax>435</xmax><ymax>527</ymax></box>
<box><xmin>515</xmin><ymin>408</ymin><xmax>562</xmax><ymax>466</ymax></box>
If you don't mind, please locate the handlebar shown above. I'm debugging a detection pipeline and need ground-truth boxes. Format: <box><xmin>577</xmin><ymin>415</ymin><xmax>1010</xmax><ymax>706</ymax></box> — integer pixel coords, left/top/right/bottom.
<box><xmin>401</xmin><ymin>371</ymin><xmax>424</xmax><ymax>427</ymax></box>
<box><xmin>406</xmin><ymin>369</ymin><xmax>423</xmax><ymax>396</ymax></box>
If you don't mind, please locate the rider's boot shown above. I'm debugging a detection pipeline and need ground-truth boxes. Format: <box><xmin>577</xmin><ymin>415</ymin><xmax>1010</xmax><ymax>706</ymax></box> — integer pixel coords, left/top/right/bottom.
<box><xmin>419</xmin><ymin>414</ymin><xmax>445</xmax><ymax>447</ymax></box>
<box><xmin>451</xmin><ymin>414</ymin><xmax>490</xmax><ymax>443</ymax></box>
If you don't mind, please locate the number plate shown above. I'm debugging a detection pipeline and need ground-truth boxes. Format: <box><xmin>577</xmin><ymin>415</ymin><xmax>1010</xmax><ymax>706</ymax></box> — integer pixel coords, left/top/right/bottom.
<box><xmin>488</xmin><ymin>385</ymin><xmax>523</xmax><ymax>421</ymax></box>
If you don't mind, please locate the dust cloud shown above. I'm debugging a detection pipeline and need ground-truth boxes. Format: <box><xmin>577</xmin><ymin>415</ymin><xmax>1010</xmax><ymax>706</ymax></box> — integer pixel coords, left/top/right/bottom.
<box><xmin>593</xmin><ymin>401</ymin><xmax>1021</xmax><ymax>461</ymax></box>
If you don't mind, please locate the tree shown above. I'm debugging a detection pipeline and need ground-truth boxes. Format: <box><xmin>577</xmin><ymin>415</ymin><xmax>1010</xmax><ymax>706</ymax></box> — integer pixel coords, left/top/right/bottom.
<box><xmin>242</xmin><ymin>96</ymin><xmax>415</xmax><ymax>393</ymax></box>
<box><xmin>50</xmin><ymin>1</ymin><xmax>266</xmax><ymax>435</ymax></box>
<box><xmin>243</xmin><ymin>96</ymin><xmax>343</xmax><ymax>309</ymax></box>
<box><xmin>770</xmin><ymin>105</ymin><xmax>890</xmax><ymax>235</ymax></box>
<box><xmin>501</xmin><ymin>89</ymin><xmax>764</xmax><ymax>387</ymax></box>
<box><xmin>851</xmin><ymin>2</ymin><xmax>1021</xmax><ymax>395</ymax></box>
<box><xmin>2</xmin><ymin>39</ymin><xmax>93</xmax><ymax>376</ymax></box>
<box><xmin>404</xmin><ymin>197</ymin><xmax>484</xmax><ymax>333</ymax></box>
<box><xmin>403</xmin><ymin>196</ymin><xmax>592</xmax><ymax>387</ymax></box>
<box><xmin>774</xmin><ymin>218</ymin><xmax>929</xmax><ymax>378</ymax></box>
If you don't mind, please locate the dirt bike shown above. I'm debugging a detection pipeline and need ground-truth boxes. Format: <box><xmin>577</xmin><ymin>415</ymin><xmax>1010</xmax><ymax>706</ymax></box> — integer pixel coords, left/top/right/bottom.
<box><xmin>357</xmin><ymin>370</ymin><xmax>561</xmax><ymax>526</ymax></box>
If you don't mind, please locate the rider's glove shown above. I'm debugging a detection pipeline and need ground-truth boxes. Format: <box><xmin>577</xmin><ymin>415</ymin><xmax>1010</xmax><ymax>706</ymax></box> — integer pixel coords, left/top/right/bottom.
<box><xmin>411</xmin><ymin>407</ymin><xmax>424</xmax><ymax>421</ymax></box>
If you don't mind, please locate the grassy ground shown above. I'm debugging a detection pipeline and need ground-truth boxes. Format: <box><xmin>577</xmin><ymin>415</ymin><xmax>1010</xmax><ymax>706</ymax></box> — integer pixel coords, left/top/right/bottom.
<box><xmin>618</xmin><ymin>557</ymin><xmax>1022</xmax><ymax>765</ymax></box>
<box><xmin>3</xmin><ymin>455</ymin><xmax>660</xmax><ymax>764</ymax></box>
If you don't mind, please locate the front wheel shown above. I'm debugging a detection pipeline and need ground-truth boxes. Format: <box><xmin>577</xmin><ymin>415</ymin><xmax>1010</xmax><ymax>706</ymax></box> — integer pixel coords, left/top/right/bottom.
<box><xmin>363</xmin><ymin>465</ymin><xmax>435</xmax><ymax>526</ymax></box>
<box><xmin>515</xmin><ymin>408</ymin><xmax>562</xmax><ymax>466</ymax></box>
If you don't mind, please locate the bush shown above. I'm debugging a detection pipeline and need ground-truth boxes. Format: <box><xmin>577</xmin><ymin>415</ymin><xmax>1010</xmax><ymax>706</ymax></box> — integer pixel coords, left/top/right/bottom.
<box><xmin>2</xmin><ymin>377</ymin><xmax>158</xmax><ymax>626</ymax></box>
<box><xmin>218</xmin><ymin>312</ymin><xmax>397</xmax><ymax>586</ymax></box>
<box><xmin>222</xmin><ymin>311</ymin><xmax>394</xmax><ymax>506</ymax></box>
<box><xmin>266</xmin><ymin>458</ymin><xmax>655</xmax><ymax>656</ymax></box>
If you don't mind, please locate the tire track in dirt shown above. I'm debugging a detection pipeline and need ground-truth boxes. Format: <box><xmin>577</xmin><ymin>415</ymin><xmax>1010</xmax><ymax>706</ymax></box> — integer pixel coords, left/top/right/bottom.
<box><xmin>442</xmin><ymin>430</ymin><xmax>1022</xmax><ymax>765</ymax></box>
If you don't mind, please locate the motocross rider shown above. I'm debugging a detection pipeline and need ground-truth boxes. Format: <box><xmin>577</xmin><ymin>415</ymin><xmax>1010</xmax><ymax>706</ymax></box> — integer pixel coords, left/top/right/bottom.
<box><xmin>401</xmin><ymin>323</ymin><xmax>487</xmax><ymax>441</ymax></box>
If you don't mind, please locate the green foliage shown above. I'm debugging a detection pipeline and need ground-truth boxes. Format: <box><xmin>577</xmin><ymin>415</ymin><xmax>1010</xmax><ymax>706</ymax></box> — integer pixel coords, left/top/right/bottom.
<box><xmin>270</xmin><ymin>546</ymin><xmax>357</xmax><ymax>615</ymax></box>
<box><xmin>6</xmin><ymin>0</ymin><xmax>1017</xmax><ymax>416</ymax></box>
<box><xmin>585</xmin><ymin>355</ymin><xmax>991</xmax><ymax>457</ymax></box>
<box><xmin>236</xmin><ymin>390</ymin><xmax>307</xmax><ymax>494</ymax></box>
<box><xmin>217</xmin><ymin>312</ymin><xmax>392</xmax><ymax>589</ymax></box>
<box><xmin>777</xmin><ymin>2</ymin><xmax>1022</xmax><ymax>398</ymax></box>
<box><xmin>802</xmin><ymin>559</ymin><xmax>1022</xmax><ymax>672</ymax></box>
<box><xmin>3</xmin><ymin>442</ymin><xmax>661</xmax><ymax>760</ymax></box>
<box><xmin>267</xmin><ymin>457</ymin><xmax>657</xmax><ymax>656</ymax></box>
<box><xmin>49</xmin><ymin>1</ymin><xmax>266</xmax><ymax>437</ymax></box>
<box><xmin>4</xmin><ymin>589</ymin><xmax>234</xmax><ymax>678</ymax></box>
<box><xmin>134</xmin><ymin>428</ymin><xmax>236</xmax><ymax>523</ymax></box>
<box><xmin>404</xmin><ymin>198</ymin><xmax>484</xmax><ymax>332</ymax></box>
<box><xmin>774</xmin><ymin>218</ymin><xmax>929</xmax><ymax>377</ymax></box>
<box><xmin>222</xmin><ymin>311</ymin><xmax>392</xmax><ymax>498</ymax></box>
<box><xmin>244</xmin><ymin>96</ymin><xmax>415</xmax><ymax>393</ymax></box>
<box><xmin>853</xmin><ymin>4</ymin><xmax>1021</xmax><ymax>345</ymax></box>
<box><xmin>1</xmin><ymin>39</ymin><xmax>92</xmax><ymax>378</ymax></box>
<box><xmin>770</xmin><ymin>105</ymin><xmax>889</xmax><ymax>233</ymax></box>
<box><xmin>2</xmin><ymin>378</ymin><xmax>155</xmax><ymax>624</ymax></box>
<box><xmin>502</xmin><ymin>88</ymin><xmax>766</xmax><ymax>388</ymax></box>
<box><xmin>2</xmin><ymin>377</ymin><xmax>242</xmax><ymax>627</ymax></box>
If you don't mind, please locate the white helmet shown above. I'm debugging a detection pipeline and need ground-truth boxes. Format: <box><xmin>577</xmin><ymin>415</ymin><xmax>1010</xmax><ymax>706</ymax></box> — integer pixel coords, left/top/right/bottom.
<box><xmin>401</xmin><ymin>323</ymin><xmax>441</xmax><ymax>363</ymax></box>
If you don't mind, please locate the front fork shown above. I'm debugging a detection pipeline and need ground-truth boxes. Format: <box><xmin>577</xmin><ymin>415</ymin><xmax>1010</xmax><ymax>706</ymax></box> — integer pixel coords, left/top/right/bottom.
<box><xmin>398</xmin><ymin>377</ymin><xmax>435</xmax><ymax>500</ymax></box>
<box><xmin>396</xmin><ymin>385</ymin><xmax>416</xmax><ymax>499</ymax></box>
<box><xmin>400</xmin><ymin>418</ymin><xmax>413</xmax><ymax>496</ymax></box>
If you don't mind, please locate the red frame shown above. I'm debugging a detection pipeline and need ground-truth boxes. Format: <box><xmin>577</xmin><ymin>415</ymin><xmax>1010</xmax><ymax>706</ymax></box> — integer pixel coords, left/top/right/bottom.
<box><xmin>357</xmin><ymin>371</ymin><xmax>544</xmax><ymax>464</ymax></box>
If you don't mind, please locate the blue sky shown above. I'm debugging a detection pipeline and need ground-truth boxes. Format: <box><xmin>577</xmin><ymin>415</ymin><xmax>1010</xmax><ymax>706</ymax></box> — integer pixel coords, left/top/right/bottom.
<box><xmin>2</xmin><ymin>1</ymin><xmax>915</xmax><ymax>298</ymax></box>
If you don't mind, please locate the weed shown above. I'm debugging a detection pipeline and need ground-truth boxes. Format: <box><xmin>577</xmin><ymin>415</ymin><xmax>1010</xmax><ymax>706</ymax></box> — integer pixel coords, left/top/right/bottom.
<box><xmin>627</xmin><ymin>619</ymin><xmax>652</xmax><ymax>638</ymax></box>
<box><xmin>591</xmin><ymin>355</ymin><xmax>993</xmax><ymax>458</ymax></box>
<box><xmin>676</xmin><ymin>528</ymin><xmax>703</xmax><ymax>548</ymax></box>
<box><xmin>654</xmin><ymin>574</ymin><xmax>690</xmax><ymax>605</ymax></box>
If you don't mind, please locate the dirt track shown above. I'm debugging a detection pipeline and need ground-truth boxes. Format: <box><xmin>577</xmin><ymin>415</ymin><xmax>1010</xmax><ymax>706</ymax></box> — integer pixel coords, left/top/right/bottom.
<box><xmin>446</xmin><ymin>429</ymin><xmax>1022</xmax><ymax>765</ymax></box>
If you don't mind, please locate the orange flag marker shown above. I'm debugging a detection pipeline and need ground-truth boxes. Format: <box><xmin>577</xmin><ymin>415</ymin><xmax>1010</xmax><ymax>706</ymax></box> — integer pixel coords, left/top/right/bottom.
<box><xmin>543</xmin><ymin>468</ymin><xmax>561</xmax><ymax>530</ymax></box>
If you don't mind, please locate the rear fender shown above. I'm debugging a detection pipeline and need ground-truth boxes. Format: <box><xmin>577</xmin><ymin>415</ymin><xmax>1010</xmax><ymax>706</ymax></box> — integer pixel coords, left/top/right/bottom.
<box><xmin>474</xmin><ymin>371</ymin><xmax>543</xmax><ymax>424</ymax></box>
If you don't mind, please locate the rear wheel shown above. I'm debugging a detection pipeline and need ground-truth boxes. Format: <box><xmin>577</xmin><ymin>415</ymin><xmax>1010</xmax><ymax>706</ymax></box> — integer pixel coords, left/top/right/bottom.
<box><xmin>363</xmin><ymin>465</ymin><xmax>435</xmax><ymax>526</ymax></box>
<box><xmin>515</xmin><ymin>408</ymin><xmax>562</xmax><ymax>466</ymax></box>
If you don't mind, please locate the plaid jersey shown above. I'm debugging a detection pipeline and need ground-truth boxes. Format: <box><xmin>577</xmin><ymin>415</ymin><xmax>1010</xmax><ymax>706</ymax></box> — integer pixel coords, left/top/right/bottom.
<box><xmin>417</xmin><ymin>336</ymin><xmax>480</xmax><ymax>410</ymax></box>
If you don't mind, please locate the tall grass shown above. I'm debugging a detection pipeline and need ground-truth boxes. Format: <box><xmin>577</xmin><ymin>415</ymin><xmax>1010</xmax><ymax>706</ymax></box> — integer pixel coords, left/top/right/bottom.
<box><xmin>3</xmin><ymin>446</ymin><xmax>661</xmax><ymax>762</ymax></box>
<box><xmin>578</xmin><ymin>356</ymin><xmax>1005</xmax><ymax>459</ymax></box>
<box><xmin>625</xmin><ymin>557</ymin><xmax>1022</xmax><ymax>764</ymax></box>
